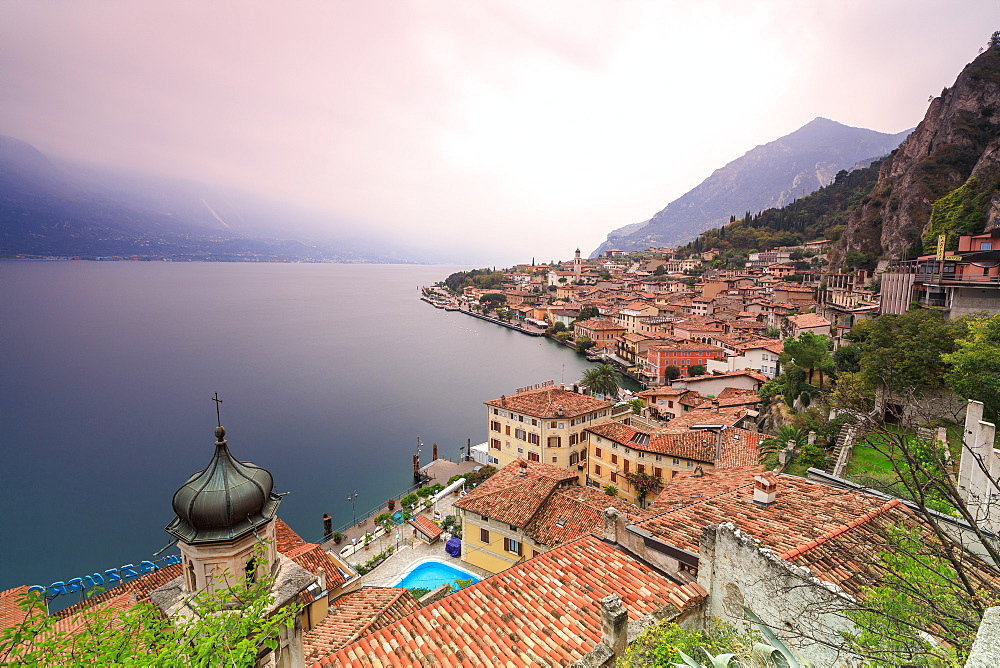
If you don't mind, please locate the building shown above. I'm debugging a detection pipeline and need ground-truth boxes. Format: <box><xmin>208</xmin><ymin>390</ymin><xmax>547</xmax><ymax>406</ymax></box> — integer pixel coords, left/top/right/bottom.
<box><xmin>572</xmin><ymin>318</ymin><xmax>626</xmax><ymax>352</ymax></box>
<box><xmin>705</xmin><ymin>338</ymin><xmax>783</xmax><ymax>378</ymax></box>
<box><xmin>642</xmin><ymin>341</ymin><xmax>726</xmax><ymax>385</ymax></box>
<box><xmin>42</xmin><ymin>423</ymin><xmax>354</xmax><ymax>667</ymax></box>
<box><xmin>585</xmin><ymin>420</ymin><xmax>762</xmax><ymax>506</ymax></box>
<box><xmin>452</xmin><ymin>459</ymin><xmax>641</xmax><ymax>573</ymax></box>
<box><xmin>880</xmin><ymin>230</ymin><xmax>1000</xmax><ymax>317</ymax></box>
<box><xmin>484</xmin><ymin>385</ymin><xmax>620</xmax><ymax>476</ymax></box>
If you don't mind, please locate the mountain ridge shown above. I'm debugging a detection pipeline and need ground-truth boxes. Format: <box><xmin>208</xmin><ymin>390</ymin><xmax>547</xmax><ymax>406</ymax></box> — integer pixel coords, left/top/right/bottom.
<box><xmin>591</xmin><ymin>118</ymin><xmax>911</xmax><ymax>257</ymax></box>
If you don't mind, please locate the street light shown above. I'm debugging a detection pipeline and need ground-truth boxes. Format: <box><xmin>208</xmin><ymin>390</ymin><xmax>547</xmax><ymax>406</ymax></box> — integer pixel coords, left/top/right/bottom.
<box><xmin>347</xmin><ymin>490</ymin><xmax>358</xmax><ymax>527</ymax></box>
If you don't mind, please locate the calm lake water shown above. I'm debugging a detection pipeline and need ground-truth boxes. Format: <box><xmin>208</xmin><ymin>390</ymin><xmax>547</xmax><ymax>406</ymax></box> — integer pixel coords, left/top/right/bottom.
<box><xmin>0</xmin><ymin>261</ymin><xmax>601</xmax><ymax>592</ymax></box>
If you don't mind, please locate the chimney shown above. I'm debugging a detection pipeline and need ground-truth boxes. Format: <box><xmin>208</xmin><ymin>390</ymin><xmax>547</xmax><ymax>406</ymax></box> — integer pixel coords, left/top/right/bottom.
<box><xmin>711</xmin><ymin>399</ymin><xmax>719</xmax><ymax>413</ymax></box>
<box><xmin>753</xmin><ymin>473</ymin><xmax>778</xmax><ymax>507</ymax></box>
<box><xmin>599</xmin><ymin>594</ymin><xmax>628</xmax><ymax>658</ymax></box>
<box><xmin>715</xmin><ymin>428</ymin><xmax>724</xmax><ymax>462</ymax></box>
<box><xmin>317</xmin><ymin>567</ymin><xmax>327</xmax><ymax>591</ymax></box>
<box><xmin>322</xmin><ymin>513</ymin><xmax>332</xmax><ymax>541</ymax></box>
<box><xmin>603</xmin><ymin>507</ymin><xmax>621</xmax><ymax>542</ymax></box>
<box><xmin>556</xmin><ymin>404</ymin><xmax>564</xmax><ymax>417</ymax></box>
<box><xmin>692</xmin><ymin>465</ymin><xmax>705</xmax><ymax>477</ymax></box>
<box><xmin>413</xmin><ymin>453</ymin><xmax>420</xmax><ymax>481</ymax></box>
<box><xmin>501</xmin><ymin>395</ymin><xmax>507</xmax><ymax>407</ymax></box>
<box><xmin>433</xmin><ymin>442</ymin><xmax>438</xmax><ymax>461</ymax></box>
<box><xmin>519</xmin><ymin>460</ymin><xmax>528</xmax><ymax>476</ymax></box>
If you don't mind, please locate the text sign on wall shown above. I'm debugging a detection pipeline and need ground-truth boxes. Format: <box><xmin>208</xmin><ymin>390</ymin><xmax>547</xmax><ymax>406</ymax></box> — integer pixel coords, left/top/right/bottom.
<box><xmin>514</xmin><ymin>379</ymin><xmax>554</xmax><ymax>394</ymax></box>
<box><xmin>28</xmin><ymin>554</ymin><xmax>183</xmax><ymax>599</ymax></box>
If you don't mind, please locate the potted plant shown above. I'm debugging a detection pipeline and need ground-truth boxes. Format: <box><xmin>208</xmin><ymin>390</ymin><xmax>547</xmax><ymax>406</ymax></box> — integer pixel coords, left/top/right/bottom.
<box><xmin>332</xmin><ymin>531</ymin><xmax>344</xmax><ymax>544</ymax></box>
<box><xmin>387</xmin><ymin>498</ymin><xmax>396</xmax><ymax>511</ymax></box>
<box><xmin>363</xmin><ymin>533</ymin><xmax>372</xmax><ymax>550</ymax></box>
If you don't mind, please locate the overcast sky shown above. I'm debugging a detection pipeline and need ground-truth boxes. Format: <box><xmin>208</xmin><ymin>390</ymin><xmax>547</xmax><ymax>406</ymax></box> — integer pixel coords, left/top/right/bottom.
<box><xmin>1</xmin><ymin>1</ymin><xmax>998</xmax><ymax>264</ymax></box>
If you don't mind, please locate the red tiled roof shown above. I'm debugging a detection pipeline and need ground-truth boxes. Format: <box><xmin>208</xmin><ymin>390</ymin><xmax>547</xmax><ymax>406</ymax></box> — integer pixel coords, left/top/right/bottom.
<box><xmin>303</xmin><ymin>587</ymin><xmax>422</xmax><ymax>664</ymax></box>
<box><xmin>407</xmin><ymin>514</ymin><xmax>444</xmax><ymax>541</ymax></box>
<box><xmin>587</xmin><ymin>423</ymin><xmax>761</xmax><ymax>466</ymax></box>
<box><xmin>638</xmin><ymin>473</ymin><xmax>915</xmax><ymax>562</ymax></box>
<box><xmin>485</xmin><ymin>387</ymin><xmax>612</xmax><ymax>419</ymax></box>
<box><xmin>285</xmin><ymin>542</ymin><xmax>349</xmax><ymax>590</ymax></box>
<box><xmin>453</xmin><ymin>459</ymin><xmax>577</xmax><ymax>528</ymax></box>
<box><xmin>276</xmin><ymin>517</ymin><xmax>308</xmax><ymax>554</ymax></box>
<box><xmin>312</xmin><ymin>535</ymin><xmax>706</xmax><ymax>667</ymax></box>
<box><xmin>525</xmin><ymin>485</ymin><xmax>644</xmax><ymax>547</ymax></box>
<box><xmin>0</xmin><ymin>586</ymin><xmax>30</xmax><ymax>632</ymax></box>
<box><xmin>787</xmin><ymin>313</ymin><xmax>831</xmax><ymax>328</ymax></box>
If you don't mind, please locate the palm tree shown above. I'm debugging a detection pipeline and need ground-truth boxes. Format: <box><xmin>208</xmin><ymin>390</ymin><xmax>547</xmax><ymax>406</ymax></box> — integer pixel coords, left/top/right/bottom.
<box><xmin>581</xmin><ymin>364</ymin><xmax>620</xmax><ymax>399</ymax></box>
<box><xmin>757</xmin><ymin>425</ymin><xmax>805</xmax><ymax>464</ymax></box>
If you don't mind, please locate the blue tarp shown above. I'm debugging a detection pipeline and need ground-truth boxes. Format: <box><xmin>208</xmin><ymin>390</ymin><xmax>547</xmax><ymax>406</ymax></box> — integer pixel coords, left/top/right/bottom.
<box><xmin>445</xmin><ymin>537</ymin><xmax>461</xmax><ymax>558</ymax></box>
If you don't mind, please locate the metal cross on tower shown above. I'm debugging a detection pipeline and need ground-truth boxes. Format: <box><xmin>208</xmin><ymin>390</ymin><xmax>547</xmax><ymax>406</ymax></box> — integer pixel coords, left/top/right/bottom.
<box><xmin>212</xmin><ymin>392</ymin><xmax>223</xmax><ymax>427</ymax></box>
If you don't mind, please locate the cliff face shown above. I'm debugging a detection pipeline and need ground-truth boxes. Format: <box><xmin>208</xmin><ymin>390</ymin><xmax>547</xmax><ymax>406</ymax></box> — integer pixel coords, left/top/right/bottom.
<box><xmin>834</xmin><ymin>45</ymin><xmax>1000</xmax><ymax>267</ymax></box>
<box><xmin>591</xmin><ymin>118</ymin><xmax>909</xmax><ymax>257</ymax></box>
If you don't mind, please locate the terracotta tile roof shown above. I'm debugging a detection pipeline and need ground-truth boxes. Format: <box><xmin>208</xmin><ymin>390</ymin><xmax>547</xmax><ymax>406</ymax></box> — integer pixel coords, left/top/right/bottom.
<box><xmin>312</xmin><ymin>535</ymin><xmax>706</xmax><ymax>667</ymax></box>
<box><xmin>787</xmin><ymin>313</ymin><xmax>831</xmax><ymax>328</ymax></box>
<box><xmin>285</xmin><ymin>542</ymin><xmax>349</xmax><ymax>590</ymax></box>
<box><xmin>636</xmin><ymin>386</ymin><xmax>687</xmax><ymax>399</ymax></box>
<box><xmin>0</xmin><ymin>586</ymin><xmax>30</xmax><ymax>632</ymax></box>
<box><xmin>524</xmin><ymin>486</ymin><xmax>644</xmax><ymax>547</ymax></box>
<box><xmin>715</xmin><ymin>387</ymin><xmax>759</xmax><ymax>401</ymax></box>
<box><xmin>645</xmin><ymin>466</ymin><xmax>763</xmax><ymax>514</ymax></box>
<box><xmin>676</xmin><ymin>369</ymin><xmax>768</xmax><ymax>384</ymax></box>
<box><xmin>574</xmin><ymin>318</ymin><xmax>626</xmax><ymax>331</ymax></box>
<box><xmin>276</xmin><ymin>517</ymin><xmax>308</xmax><ymax>553</ymax></box>
<box><xmin>303</xmin><ymin>587</ymin><xmax>422</xmax><ymax>664</ymax></box>
<box><xmin>648</xmin><ymin>342</ymin><xmax>725</xmax><ymax>353</ymax></box>
<box><xmin>638</xmin><ymin>473</ymin><xmax>914</xmax><ymax>561</ymax></box>
<box><xmin>454</xmin><ymin>459</ymin><xmax>577</xmax><ymax>528</ymax></box>
<box><xmin>55</xmin><ymin>562</ymin><xmax>184</xmax><ymax>620</ymax></box>
<box><xmin>485</xmin><ymin>387</ymin><xmax>612</xmax><ymax>419</ymax></box>
<box><xmin>662</xmin><ymin>405</ymin><xmax>757</xmax><ymax>430</ymax></box>
<box><xmin>407</xmin><ymin>515</ymin><xmax>444</xmax><ymax>541</ymax></box>
<box><xmin>587</xmin><ymin>423</ymin><xmax>761</xmax><ymax>466</ymax></box>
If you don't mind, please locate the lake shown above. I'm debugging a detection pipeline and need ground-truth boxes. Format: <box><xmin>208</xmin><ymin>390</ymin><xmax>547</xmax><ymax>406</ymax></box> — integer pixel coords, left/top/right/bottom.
<box><xmin>0</xmin><ymin>261</ymin><xmax>604</xmax><ymax>593</ymax></box>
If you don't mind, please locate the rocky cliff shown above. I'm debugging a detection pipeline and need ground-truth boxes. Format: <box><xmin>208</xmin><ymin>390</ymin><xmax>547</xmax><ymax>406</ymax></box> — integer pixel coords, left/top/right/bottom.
<box><xmin>832</xmin><ymin>42</ymin><xmax>1000</xmax><ymax>268</ymax></box>
<box><xmin>591</xmin><ymin>118</ymin><xmax>910</xmax><ymax>257</ymax></box>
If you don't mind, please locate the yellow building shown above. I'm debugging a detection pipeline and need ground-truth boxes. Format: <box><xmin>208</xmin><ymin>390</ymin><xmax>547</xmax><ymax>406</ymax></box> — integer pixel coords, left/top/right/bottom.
<box><xmin>453</xmin><ymin>459</ymin><xmax>640</xmax><ymax>574</ymax></box>
<box><xmin>485</xmin><ymin>385</ymin><xmax>621</xmax><ymax>481</ymax></box>
<box><xmin>586</xmin><ymin>421</ymin><xmax>763</xmax><ymax>507</ymax></box>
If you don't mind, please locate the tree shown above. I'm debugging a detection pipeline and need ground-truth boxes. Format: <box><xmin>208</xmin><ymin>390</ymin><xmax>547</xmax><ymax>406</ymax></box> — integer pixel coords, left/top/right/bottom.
<box><xmin>577</xmin><ymin>305</ymin><xmax>601</xmax><ymax>321</ymax></box>
<box><xmin>581</xmin><ymin>364</ymin><xmax>620</xmax><ymax>398</ymax></box>
<box><xmin>783</xmin><ymin>332</ymin><xmax>834</xmax><ymax>388</ymax></box>
<box><xmin>664</xmin><ymin>365</ymin><xmax>681</xmax><ymax>381</ymax></box>
<box><xmin>687</xmin><ymin>364</ymin><xmax>707</xmax><ymax>377</ymax></box>
<box><xmin>944</xmin><ymin>313</ymin><xmax>1000</xmax><ymax>425</ymax></box>
<box><xmin>849</xmin><ymin>308</ymin><xmax>963</xmax><ymax>395</ymax></box>
<box><xmin>1</xmin><ymin>544</ymin><xmax>297</xmax><ymax>666</ymax></box>
<box><xmin>604</xmin><ymin>485</ymin><xmax>618</xmax><ymax>497</ymax></box>
<box><xmin>574</xmin><ymin>337</ymin><xmax>596</xmax><ymax>353</ymax></box>
<box><xmin>621</xmin><ymin>472</ymin><xmax>662</xmax><ymax>506</ymax></box>
<box><xmin>757</xmin><ymin>425</ymin><xmax>804</xmax><ymax>464</ymax></box>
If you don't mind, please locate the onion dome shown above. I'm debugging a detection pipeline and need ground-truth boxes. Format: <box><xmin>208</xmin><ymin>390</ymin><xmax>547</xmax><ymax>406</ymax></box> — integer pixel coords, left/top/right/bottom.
<box><xmin>165</xmin><ymin>425</ymin><xmax>282</xmax><ymax>544</ymax></box>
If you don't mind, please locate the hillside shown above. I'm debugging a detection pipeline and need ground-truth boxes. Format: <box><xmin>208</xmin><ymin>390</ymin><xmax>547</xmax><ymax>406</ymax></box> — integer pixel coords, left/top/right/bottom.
<box><xmin>0</xmin><ymin>135</ymin><xmax>406</xmax><ymax>262</ymax></box>
<box><xmin>591</xmin><ymin>118</ymin><xmax>910</xmax><ymax>257</ymax></box>
<box><xmin>832</xmin><ymin>39</ymin><xmax>1000</xmax><ymax>267</ymax></box>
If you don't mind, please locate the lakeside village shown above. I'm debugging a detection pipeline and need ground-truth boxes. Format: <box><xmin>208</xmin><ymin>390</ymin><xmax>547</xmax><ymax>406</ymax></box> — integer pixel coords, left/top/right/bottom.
<box><xmin>5</xmin><ymin>244</ymin><xmax>1000</xmax><ymax>666</ymax></box>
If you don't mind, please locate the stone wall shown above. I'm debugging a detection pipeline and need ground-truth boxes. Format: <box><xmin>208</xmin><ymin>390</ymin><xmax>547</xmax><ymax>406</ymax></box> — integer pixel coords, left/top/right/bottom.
<box><xmin>697</xmin><ymin>523</ymin><xmax>863</xmax><ymax>668</ymax></box>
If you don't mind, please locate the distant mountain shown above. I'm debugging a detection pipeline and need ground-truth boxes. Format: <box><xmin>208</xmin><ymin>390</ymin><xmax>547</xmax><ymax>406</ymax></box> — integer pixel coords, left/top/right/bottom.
<box><xmin>591</xmin><ymin>118</ymin><xmax>911</xmax><ymax>257</ymax></box>
<box><xmin>0</xmin><ymin>135</ymin><xmax>409</xmax><ymax>262</ymax></box>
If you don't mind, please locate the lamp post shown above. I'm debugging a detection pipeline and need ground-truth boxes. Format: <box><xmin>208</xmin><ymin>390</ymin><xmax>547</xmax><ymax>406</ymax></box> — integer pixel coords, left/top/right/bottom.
<box><xmin>347</xmin><ymin>490</ymin><xmax>358</xmax><ymax>527</ymax></box>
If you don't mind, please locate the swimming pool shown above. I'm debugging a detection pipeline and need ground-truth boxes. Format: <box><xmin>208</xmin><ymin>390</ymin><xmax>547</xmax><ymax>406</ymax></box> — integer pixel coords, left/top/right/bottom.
<box><xmin>393</xmin><ymin>559</ymin><xmax>480</xmax><ymax>590</ymax></box>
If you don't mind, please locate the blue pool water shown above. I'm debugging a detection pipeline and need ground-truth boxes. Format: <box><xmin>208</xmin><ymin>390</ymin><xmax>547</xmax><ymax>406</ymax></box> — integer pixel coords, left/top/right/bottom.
<box><xmin>394</xmin><ymin>560</ymin><xmax>480</xmax><ymax>590</ymax></box>
<box><xmin>391</xmin><ymin>510</ymin><xmax>405</xmax><ymax>524</ymax></box>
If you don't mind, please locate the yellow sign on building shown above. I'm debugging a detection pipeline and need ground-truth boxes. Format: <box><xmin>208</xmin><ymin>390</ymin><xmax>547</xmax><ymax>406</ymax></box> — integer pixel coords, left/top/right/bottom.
<box><xmin>936</xmin><ymin>234</ymin><xmax>947</xmax><ymax>261</ymax></box>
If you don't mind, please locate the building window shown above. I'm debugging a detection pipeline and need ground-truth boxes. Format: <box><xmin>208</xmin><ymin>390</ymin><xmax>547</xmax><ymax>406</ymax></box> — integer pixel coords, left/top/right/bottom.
<box><xmin>509</xmin><ymin>524</ymin><xmax>518</xmax><ymax>531</ymax></box>
<box><xmin>569</xmin><ymin>433</ymin><xmax>578</xmax><ymax>446</ymax></box>
<box><xmin>548</xmin><ymin>436</ymin><xmax>562</xmax><ymax>447</ymax></box>
<box><xmin>595</xmin><ymin>447</ymin><xmax>602</xmax><ymax>458</ymax></box>
<box><xmin>623</xmin><ymin>459</ymin><xmax>630</xmax><ymax>473</ymax></box>
<box><xmin>687</xmin><ymin>461</ymin><xmax>693</xmax><ymax>467</ymax></box>
<box><xmin>552</xmin><ymin>457</ymin><xmax>557</xmax><ymax>463</ymax></box>
<box><xmin>493</xmin><ymin>408</ymin><xmax>499</xmax><ymax>415</ymax></box>
<box><xmin>490</xmin><ymin>438</ymin><xmax>501</xmax><ymax>450</ymax></box>
<box><xmin>516</xmin><ymin>428</ymin><xmax>526</xmax><ymax>440</ymax></box>
<box><xmin>610</xmin><ymin>472</ymin><xmax>617</xmax><ymax>483</ymax></box>
<box><xmin>480</xmin><ymin>528</ymin><xmax>490</xmax><ymax>544</ymax></box>
<box><xmin>490</xmin><ymin>420</ymin><xmax>501</xmax><ymax>432</ymax></box>
<box><xmin>517</xmin><ymin>447</ymin><xmax>524</xmax><ymax>454</ymax></box>
<box><xmin>505</xmin><ymin>425</ymin><xmax>511</xmax><ymax>436</ymax></box>
<box><xmin>569</xmin><ymin>452</ymin><xmax>579</xmax><ymax>465</ymax></box>
<box><xmin>532</xmin><ymin>419</ymin><xmax>538</xmax><ymax>426</ymax></box>
<box><xmin>672</xmin><ymin>458</ymin><xmax>679</xmax><ymax>465</ymax></box>
<box><xmin>637</xmin><ymin>464</ymin><xmax>645</xmax><ymax>475</ymax></box>
<box><xmin>481</xmin><ymin>514</ymin><xmax>489</xmax><ymax>521</ymax></box>
<box><xmin>654</xmin><ymin>467</ymin><xmax>663</xmax><ymax>478</ymax></box>
<box><xmin>504</xmin><ymin>537</ymin><xmax>523</xmax><ymax>556</ymax></box>
<box><xmin>611</xmin><ymin>454</ymin><xmax>618</xmax><ymax>465</ymax></box>
<box><xmin>527</xmin><ymin>451</ymin><xmax>538</xmax><ymax>461</ymax></box>
<box><xmin>595</xmin><ymin>464</ymin><xmax>602</xmax><ymax>475</ymax></box>
<box><xmin>550</xmin><ymin>421</ymin><xmax>558</xmax><ymax>428</ymax></box>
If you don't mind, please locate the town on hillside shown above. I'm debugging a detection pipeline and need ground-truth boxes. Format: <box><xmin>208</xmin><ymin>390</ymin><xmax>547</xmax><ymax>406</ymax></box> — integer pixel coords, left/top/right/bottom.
<box><xmin>6</xmin><ymin>240</ymin><xmax>999</xmax><ymax>666</ymax></box>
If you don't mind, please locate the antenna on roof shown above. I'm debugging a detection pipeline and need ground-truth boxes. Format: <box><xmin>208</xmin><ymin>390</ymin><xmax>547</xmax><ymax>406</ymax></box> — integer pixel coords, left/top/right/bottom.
<box><xmin>212</xmin><ymin>392</ymin><xmax>223</xmax><ymax>427</ymax></box>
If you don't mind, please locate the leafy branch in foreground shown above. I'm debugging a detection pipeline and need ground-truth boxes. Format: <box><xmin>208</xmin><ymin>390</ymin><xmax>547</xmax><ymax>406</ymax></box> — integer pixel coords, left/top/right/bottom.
<box><xmin>1</xmin><ymin>543</ymin><xmax>297</xmax><ymax>666</ymax></box>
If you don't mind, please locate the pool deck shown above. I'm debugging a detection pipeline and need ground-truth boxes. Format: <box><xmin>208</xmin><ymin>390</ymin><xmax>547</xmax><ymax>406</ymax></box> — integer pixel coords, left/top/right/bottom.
<box><xmin>321</xmin><ymin>471</ymin><xmax>492</xmax><ymax>590</ymax></box>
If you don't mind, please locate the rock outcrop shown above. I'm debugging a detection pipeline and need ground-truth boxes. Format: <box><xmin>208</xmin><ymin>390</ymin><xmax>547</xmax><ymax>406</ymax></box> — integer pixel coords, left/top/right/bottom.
<box><xmin>833</xmin><ymin>44</ymin><xmax>1000</xmax><ymax>268</ymax></box>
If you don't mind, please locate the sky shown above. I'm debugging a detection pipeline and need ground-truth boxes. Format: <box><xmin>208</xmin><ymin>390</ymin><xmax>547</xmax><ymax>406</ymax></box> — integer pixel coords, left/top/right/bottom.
<box><xmin>1</xmin><ymin>1</ymin><xmax>998</xmax><ymax>265</ymax></box>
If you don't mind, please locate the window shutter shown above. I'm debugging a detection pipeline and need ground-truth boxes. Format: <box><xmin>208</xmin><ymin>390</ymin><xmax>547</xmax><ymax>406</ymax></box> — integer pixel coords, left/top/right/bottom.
<box><xmin>481</xmin><ymin>528</ymin><xmax>490</xmax><ymax>544</ymax></box>
<box><xmin>503</xmin><ymin>537</ymin><xmax>510</xmax><ymax>552</ymax></box>
<box><xmin>517</xmin><ymin>541</ymin><xmax>523</xmax><ymax>556</ymax></box>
